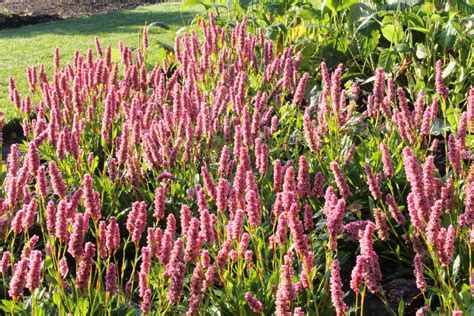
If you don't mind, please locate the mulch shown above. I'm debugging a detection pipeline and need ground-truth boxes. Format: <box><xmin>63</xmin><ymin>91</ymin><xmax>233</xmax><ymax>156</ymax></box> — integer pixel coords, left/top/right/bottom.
<box><xmin>0</xmin><ymin>1</ymin><xmax>161</xmax><ymax>29</ymax></box>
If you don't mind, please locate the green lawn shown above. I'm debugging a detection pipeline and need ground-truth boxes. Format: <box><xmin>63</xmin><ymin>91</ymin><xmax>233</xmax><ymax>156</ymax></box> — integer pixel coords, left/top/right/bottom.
<box><xmin>0</xmin><ymin>2</ymin><xmax>203</xmax><ymax>122</ymax></box>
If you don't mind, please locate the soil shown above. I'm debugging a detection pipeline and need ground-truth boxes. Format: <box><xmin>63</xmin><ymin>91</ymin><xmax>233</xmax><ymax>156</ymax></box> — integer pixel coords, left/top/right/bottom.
<box><xmin>0</xmin><ymin>1</ymin><xmax>162</xmax><ymax>29</ymax></box>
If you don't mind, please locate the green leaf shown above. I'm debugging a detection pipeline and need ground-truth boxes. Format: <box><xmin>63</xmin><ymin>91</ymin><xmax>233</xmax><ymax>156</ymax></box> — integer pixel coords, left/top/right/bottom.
<box><xmin>148</xmin><ymin>21</ymin><xmax>171</xmax><ymax>30</ymax></box>
<box><xmin>416</xmin><ymin>43</ymin><xmax>429</xmax><ymax>59</ymax></box>
<box><xmin>430</xmin><ymin>118</ymin><xmax>451</xmax><ymax>136</ymax></box>
<box><xmin>452</xmin><ymin>255</ymin><xmax>461</xmax><ymax>279</ymax></box>
<box><xmin>381</xmin><ymin>16</ymin><xmax>404</xmax><ymax>44</ymax></box>
<box><xmin>347</xmin><ymin>3</ymin><xmax>375</xmax><ymax>25</ymax></box>
<box><xmin>446</xmin><ymin>106</ymin><xmax>462</xmax><ymax>130</ymax></box>
<box><xmin>398</xmin><ymin>298</ymin><xmax>405</xmax><ymax>316</ymax></box>
<box><xmin>239</xmin><ymin>0</ymin><xmax>252</xmax><ymax>10</ymax></box>
<box><xmin>356</xmin><ymin>23</ymin><xmax>380</xmax><ymax>53</ymax></box>
<box><xmin>439</xmin><ymin>21</ymin><xmax>457</xmax><ymax>50</ymax></box>
<box><xmin>442</xmin><ymin>60</ymin><xmax>456</xmax><ymax>79</ymax></box>
<box><xmin>181</xmin><ymin>0</ymin><xmax>201</xmax><ymax>8</ymax></box>
<box><xmin>378</xmin><ymin>48</ymin><xmax>396</xmax><ymax>71</ymax></box>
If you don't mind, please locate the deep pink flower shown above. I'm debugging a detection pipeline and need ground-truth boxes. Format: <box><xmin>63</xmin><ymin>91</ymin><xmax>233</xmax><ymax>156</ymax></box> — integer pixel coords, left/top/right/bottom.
<box><xmin>297</xmin><ymin>155</ymin><xmax>311</xmax><ymax>198</ymax></box>
<box><xmin>414</xmin><ymin>254</ymin><xmax>426</xmax><ymax>292</ymax></box>
<box><xmin>380</xmin><ymin>143</ymin><xmax>394</xmax><ymax>178</ymax></box>
<box><xmin>188</xmin><ymin>264</ymin><xmax>204</xmax><ymax>314</ymax></box>
<box><xmin>350</xmin><ymin>255</ymin><xmax>367</xmax><ymax>294</ymax></box>
<box><xmin>76</xmin><ymin>242</ymin><xmax>95</xmax><ymax>291</ymax></box>
<box><xmin>68</xmin><ymin>213</ymin><xmax>86</xmax><ymax>258</ymax></box>
<box><xmin>385</xmin><ymin>194</ymin><xmax>406</xmax><ymax>225</ymax></box>
<box><xmin>330</xmin><ymin>162</ymin><xmax>352</xmax><ymax>199</ymax></box>
<box><xmin>245</xmin><ymin>190</ymin><xmax>261</xmax><ymax>227</ymax></box>
<box><xmin>153</xmin><ymin>186</ymin><xmax>166</xmax><ymax>220</ymax></box>
<box><xmin>273</xmin><ymin>159</ymin><xmax>283</xmax><ymax>192</ymax></box>
<box><xmin>180</xmin><ymin>204</ymin><xmax>192</xmax><ymax>235</ymax></box>
<box><xmin>48</xmin><ymin>161</ymin><xmax>67</xmax><ymax>197</ymax></box>
<box><xmin>126</xmin><ymin>201</ymin><xmax>147</xmax><ymax>244</ymax></box>
<box><xmin>106</xmin><ymin>217</ymin><xmax>120</xmax><ymax>255</ymax></box>
<box><xmin>364</xmin><ymin>164</ymin><xmax>382</xmax><ymax>200</ymax></box>
<box><xmin>9</xmin><ymin>257</ymin><xmax>28</xmax><ymax>300</ymax></box>
<box><xmin>275</xmin><ymin>251</ymin><xmax>295</xmax><ymax>315</ymax></box>
<box><xmin>167</xmin><ymin>239</ymin><xmax>185</xmax><ymax>303</ymax></box>
<box><xmin>55</xmin><ymin>200</ymin><xmax>69</xmax><ymax>242</ymax></box>
<box><xmin>106</xmin><ymin>262</ymin><xmax>118</xmax><ymax>295</ymax></box>
<box><xmin>435</xmin><ymin>60</ymin><xmax>448</xmax><ymax>99</ymax></box>
<box><xmin>26</xmin><ymin>250</ymin><xmax>42</xmax><ymax>290</ymax></box>
<box><xmin>0</xmin><ymin>251</ymin><xmax>10</xmax><ymax>274</ymax></box>
<box><xmin>245</xmin><ymin>291</ymin><xmax>264</xmax><ymax>313</ymax></box>
<box><xmin>373</xmin><ymin>208</ymin><xmax>389</xmax><ymax>240</ymax></box>
<box><xmin>216</xmin><ymin>178</ymin><xmax>229</xmax><ymax>212</ymax></box>
<box><xmin>292</xmin><ymin>72</ymin><xmax>309</xmax><ymax>106</ymax></box>
<box><xmin>330</xmin><ymin>259</ymin><xmax>348</xmax><ymax>316</ymax></box>
<box><xmin>185</xmin><ymin>218</ymin><xmax>201</xmax><ymax>263</ymax></box>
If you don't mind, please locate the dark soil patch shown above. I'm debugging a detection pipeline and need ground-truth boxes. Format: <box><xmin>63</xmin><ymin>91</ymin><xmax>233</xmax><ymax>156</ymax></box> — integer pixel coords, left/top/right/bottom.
<box><xmin>0</xmin><ymin>0</ymin><xmax>168</xmax><ymax>29</ymax></box>
<box><xmin>2</xmin><ymin>119</ymin><xmax>24</xmax><ymax>159</ymax></box>
<box><xmin>0</xmin><ymin>13</ymin><xmax>61</xmax><ymax>29</ymax></box>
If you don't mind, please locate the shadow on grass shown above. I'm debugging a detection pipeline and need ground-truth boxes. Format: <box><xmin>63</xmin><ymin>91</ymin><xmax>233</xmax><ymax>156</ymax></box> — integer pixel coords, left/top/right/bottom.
<box><xmin>0</xmin><ymin>7</ymin><xmax>200</xmax><ymax>39</ymax></box>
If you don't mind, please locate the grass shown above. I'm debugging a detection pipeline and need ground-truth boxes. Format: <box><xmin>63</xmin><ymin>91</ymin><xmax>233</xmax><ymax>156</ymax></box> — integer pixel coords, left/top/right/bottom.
<box><xmin>0</xmin><ymin>2</ymin><xmax>204</xmax><ymax>122</ymax></box>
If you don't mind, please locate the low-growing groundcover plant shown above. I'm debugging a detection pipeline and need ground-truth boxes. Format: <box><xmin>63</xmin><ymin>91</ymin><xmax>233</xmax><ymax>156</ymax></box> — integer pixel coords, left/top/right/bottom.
<box><xmin>0</xmin><ymin>13</ymin><xmax>473</xmax><ymax>315</ymax></box>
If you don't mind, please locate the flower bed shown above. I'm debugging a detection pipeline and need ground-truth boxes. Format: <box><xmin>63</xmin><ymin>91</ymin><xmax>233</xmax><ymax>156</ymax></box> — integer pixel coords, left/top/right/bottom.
<box><xmin>0</xmin><ymin>13</ymin><xmax>473</xmax><ymax>315</ymax></box>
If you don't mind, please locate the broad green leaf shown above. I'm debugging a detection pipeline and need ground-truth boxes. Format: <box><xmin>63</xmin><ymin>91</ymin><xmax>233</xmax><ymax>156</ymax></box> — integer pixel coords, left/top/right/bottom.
<box><xmin>381</xmin><ymin>16</ymin><xmax>404</xmax><ymax>44</ymax></box>
<box><xmin>347</xmin><ymin>3</ymin><xmax>375</xmax><ymax>25</ymax></box>
<box><xmin>442</xmin><ymin>60</ymin><xmax>456</xmax><ymax>79</ymax></box>
<box><xmin>446</xmin><ymin>106</ymin><xmax>462</xmax><ymax>130</ymax></box>
<box><xmin>378</xmin><ymin>48</ymin><xmax>397</xmax><ymax>71</ymax></box>
<box><xmin>355</xmin><ymin>23</ymin><xmax>380</xmax><ymax>53</ymax></box>
<box><xmin>416</xmin><ymin>43</ymin><xmax>429</xmax><ymax>59</ymax></box>
<box><xmin>430</xmin><ymin>118</ymin><xmax>451</xmax><ymax>136</ymax></box>
<box><xmin>439</xmin><ymin>21</ymin><xmax>457</xmax><ymax>50</ymax></box>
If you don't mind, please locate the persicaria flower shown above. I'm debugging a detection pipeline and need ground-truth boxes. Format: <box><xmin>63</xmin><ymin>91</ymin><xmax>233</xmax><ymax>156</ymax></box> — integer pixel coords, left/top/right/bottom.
<box><xmin>244</xmin><ymin>291</ymin><xmax>264</xmax><ymax>313</ymax></box>
<box><xmin>106</xmin><ymin>262</ymin><xmax>118</xmax><ymax>295</ymax></box>
<box><xmin>245</xmin><ymin>189</ymin><xmax>261</xmax><ymax>227</ymax></box>
<box><xmin>435</xmin><ymin>60</ymin><xmax>448</xmax><ymax>99</ymax></box>
<box><xmin>48</xmin><ymin>161</ymin><xmax>67</xmax><ymax>197</ymax></box>
<box><xmin>68</xmin><ymin>213</ymin><xmax>86</xmax><ymax>259</ymax></box>
<box><xmin>126</xmin><ymin>201</ymin><xmax>148</xmax><ymax>244</ymax></box>
<box><xmin>59</xmin><ymin>258</ymin><xmax>68</xmax><ymax>277</ymax></box>
<box><xmin>0</xmin><ymin>251</ymin><xmax>10</xmax><ymax>274</ymax></box>
<box><xmin>292</xmin><ymin>72</ymin><xmax>309</xmax><ymax>106</ymax></box>
<box><xmin>273</xmin><ymin>159</ymin><xmax>283</xmax><ymax>191</ymax></box>
<box><xmin>364</xmin><ymin>164</ymin><xmax>382</xmax><ymax>200</ymax></box>
<box><xmin>180</xmin><ymin>204</ymin><xmax>192</xmax><ymax>235</ymax></box>
<box><xmin>373</xmin><ymin>208</ymin><xmax>390</xmax><ymax>240</ymax></box>
<box><xmin>330</xmin><ymin>259</ymin><xmax>348</xmax><ymax>316</ymax></box>
<box><xmin>275</xmin><ymin>251</ymin><xmax>295</xmax><ymax>315</ymax></box>
<box><xmin>55</xmin><ymin>200</ymin><xmax>69</xmax><ymax>242</ymax></box>
<box><xmin>297</xmin><ymin>155</ymin><xmax>311</xmax><ymax>198</ymax></box>
<box><xmin>167</xmin><ymin>239</ymin><xmax>186</xmax><ymax>303</ymax></box>
<box><xmin>184</xmin><ymin>218</ymin><xmax>201</xmax><ymax>263</ymax></box>
<box><xmin>36</xmin><ymin>166</ymin><xmax>48</xmax><ymax>198</ymax></box>
<box><xmin>76</xmin><ymin>242</ymin><xmax>95</xmax><ymax>291</ymax></box>
<box><xmin>216</xmin><ymin>178</ymin><xmax>229</xmax><ymax>212</ymax></box>
<box><xmin>385</xmin><ymin>194</ymin><xmax>406</xmax><ymax>225</ymax></box>
<box><xmin>350</xmin><ymin>255</ymin><xmax>367</xmax><ymax>294</ymax></box>
<box><xmin>414</xmin><ymin>254</ymin><xmax>426</xmax><ymax>292</ymax></box>
<box><xmin>26</xmin><ymin>250</ymin><xmax>42</xmax><ymax>290</ymax></box>
<box><xmin>106</xmin><ymin>216</ymin><xmax>120</xmax><ymax>255</ymax></box>
<box><xmin>330</xmin><ymin>162</ymin><xmax>352</xmax><ymax>199</ymax></box>
<box><xmin>153</xmin><ymin>186</ymin><xmax>165</xmax><ymax>220</ymax></box>
<box><xmin>8</xmin><ymin>257</ymin><xmax>28</xmax><ymax>300</ymax></box>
